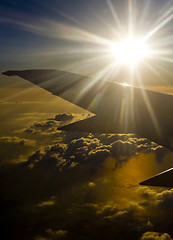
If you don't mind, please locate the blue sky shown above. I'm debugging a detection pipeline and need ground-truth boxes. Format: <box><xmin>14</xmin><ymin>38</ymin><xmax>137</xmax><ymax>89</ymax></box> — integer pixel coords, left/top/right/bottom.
<box><xmin>0</xmin><ymin>0</ymin><xmax>173</xmax><ymax>73</ymax></box>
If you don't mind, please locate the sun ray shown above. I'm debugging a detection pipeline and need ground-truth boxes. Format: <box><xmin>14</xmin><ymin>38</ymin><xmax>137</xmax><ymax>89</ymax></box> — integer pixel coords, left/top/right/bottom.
<box><xmin>141</xmin><ymin>60</ymin><xmax>162</xmax><ymax>80</ymax></box>
<box><xmin>106</xmin><ymin>0</ymin><xmax>123</xmax><ymax>32</ymax></box>
<box><xmin>149</xmin><ymin>55</ymin><xmax>173</xmax><ymax>64</ymax></box>
<box><xmin>152</xmin><ymin>34</ymin><xmax>173</xmax><ymax>48</ymax></box>
<box><xmin>74</xmin><ymin>60</ymin><xmax>121</xmax><ymax>108</ymax></box>
<box><xmin>64</xmin><ymin>50</ymin><xmax>117</xmax><ymax>74</ymax></box>
<box><xmin>135</xmin><ymin>68</ymin><xmax>161</xmax><ymax>137</ymax></box>
<box><xmin>128</xmin><ymin>0</ymin><xmax>134</xmax><ymax>38</ymax></box>
<box><xmin>138</xmin><ymin>0</ymin><xmax>152</xmax><ymax>31</ymax></box>
<box><xmin>151</xmin><ymin>60</ymin><xmax>173</xmax><ymax>81</ymax></box>
<box><xmin>152</xmin><ymin>5</ymin><xmax>173</xmax><ymax>30</ymax></box>
<box><xmin>143</xmin><ymin>10</ymin><xmax>173</xmax><ymax>41</ymax></box>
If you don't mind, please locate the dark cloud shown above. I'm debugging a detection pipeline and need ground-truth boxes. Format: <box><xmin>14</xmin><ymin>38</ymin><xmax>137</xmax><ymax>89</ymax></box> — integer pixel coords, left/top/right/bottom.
<box><xmin>24</xmin><ymin>113</ymin><xmax>87</xmax><ymax>134</ymax></box>
<box><xmin>35</xmin><ymin>229</ymin><xmax>68</xmax><ymax>240</ymax></box>
<box><xmin>28</xmin><ymin>120</ymin><xmax>55</xmax><ymax>131</ymax></box>
<box><xmin>1</xmin><ymin>114</ymin><xmax>172</xmax><ymax>240</ymax></box>
<box><xmin>0</xmin><ymin>136</ymin><xmax>35</xmax><ymax>164</ymax></box>
<box><xmin>52</xmin><ymin>113</ymin><xmax>74</xmax><ymax>122</ymax></box>
<box><xmin>1</xmin><ymin>147</ymin><xmax>172</xmax><ymax>240</ymax></box>
<box><xmin>18</xmin><ymin>113</ymin><xmax>168</xmax><ymax>167</ymax></box>
<box><xmin>150</xmin><ymin>146</ymin><xmax>169</xmax><ymax>163</ymax></box>
<box><xmin>111</xmin><ymin>139</ymin><xmax>137</xmax><ymax>160</ymax></box>
<box><xmin>157</xmin><ymin>189</ymin><xmax>173</xmax><ymax>210</ymax></box>
<box><xmin>26</xmin><ymin>130</ymin><xmax>168</xmax><ymax>174</ymax></box>
<box><xmin>139</xmin><ymin>186</ymin><xmax>173</xmax><ymax>212</ymax></box>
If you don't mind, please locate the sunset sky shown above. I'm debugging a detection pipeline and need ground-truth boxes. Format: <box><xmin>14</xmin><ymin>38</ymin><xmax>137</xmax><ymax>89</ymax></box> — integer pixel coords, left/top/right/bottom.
<box><xmin>1</xmin><ymin>0</ymin><xmax>173</xmax><ymax>86</ymax></box>
<box><xmin>1</xmin><ymin>1</ymin><xmax>173</xmax><ymax>240</ymax></box>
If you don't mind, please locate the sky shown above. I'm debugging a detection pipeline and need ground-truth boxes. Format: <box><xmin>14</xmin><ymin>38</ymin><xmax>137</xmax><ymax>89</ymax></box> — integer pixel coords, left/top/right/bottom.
<box><xmin>1</xmin><ymin>0</ymin><xmax>173</xmax><ymax>240</ymax></box>
<box><xmin>1</xmin><ymin>0</ymin><xmax>173</xmax><ymax>84</ymax></box>
<box><xmin>0</xmin><ymin>0</ymin><xmax>118</xmax><ymax>72</ymax></box>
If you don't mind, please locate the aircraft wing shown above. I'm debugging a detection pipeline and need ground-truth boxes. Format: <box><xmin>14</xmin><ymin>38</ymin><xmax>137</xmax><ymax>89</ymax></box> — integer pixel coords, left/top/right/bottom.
<box><xmin>140</xmin><ymin>168</ymin><xmax>173</xmax><ymax>187</ymax></box>
<box><xmin>2</xmin><ymin>69</ymin><xmax>173</xmax><ymax>187</ymax></box>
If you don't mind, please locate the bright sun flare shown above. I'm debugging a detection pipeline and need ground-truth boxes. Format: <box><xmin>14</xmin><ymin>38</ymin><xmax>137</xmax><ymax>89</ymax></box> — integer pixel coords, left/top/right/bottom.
<box><xmin>111</xmin><ymin>37</ymin><xmax>148</xmax><ymax>66</ymax></box>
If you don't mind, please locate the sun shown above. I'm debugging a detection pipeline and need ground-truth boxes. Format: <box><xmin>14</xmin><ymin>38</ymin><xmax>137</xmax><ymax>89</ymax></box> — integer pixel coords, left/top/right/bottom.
<box><xmin>111</xmin><ymin>37</ymin><xmax>149</xmax><ymax>66</ymax></box>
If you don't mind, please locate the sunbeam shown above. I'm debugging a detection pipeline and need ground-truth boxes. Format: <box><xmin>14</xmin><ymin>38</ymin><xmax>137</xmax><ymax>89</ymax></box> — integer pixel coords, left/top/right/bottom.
<box><xmin>143</xmin><ymin>9</ymin><xmax>173</xmax><ymax>41</ymax></box>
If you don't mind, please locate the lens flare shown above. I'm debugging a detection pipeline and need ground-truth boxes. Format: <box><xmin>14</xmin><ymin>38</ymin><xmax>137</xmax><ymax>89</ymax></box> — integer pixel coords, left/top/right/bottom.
<box><xmin>111</xmin><ymin>37</ymin><xmax>149</xmax><ymax>66</ymax></box>
<box><xmin>121</xmin><ymin>82</ymin><xmax>130</xmax><ymax>87</ymax></box>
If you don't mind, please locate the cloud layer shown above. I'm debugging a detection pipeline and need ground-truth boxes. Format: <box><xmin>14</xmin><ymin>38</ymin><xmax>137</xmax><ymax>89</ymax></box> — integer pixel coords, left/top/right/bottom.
<box><xmin>0</xmin><ymin>113</ymin><xmax>172</xmax><ymax>240</ymax></box>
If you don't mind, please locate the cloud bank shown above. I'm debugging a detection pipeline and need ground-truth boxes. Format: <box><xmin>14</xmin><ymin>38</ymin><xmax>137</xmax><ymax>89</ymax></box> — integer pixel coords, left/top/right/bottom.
<box><xmin>1</xmin><ymin>113</ymin><xmax>172</xmax><ymax>240</ymax></box>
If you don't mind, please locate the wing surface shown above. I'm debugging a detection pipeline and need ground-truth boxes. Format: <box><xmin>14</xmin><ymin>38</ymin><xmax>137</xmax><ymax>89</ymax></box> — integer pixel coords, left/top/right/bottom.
<box><xmin>3</xmin><ymin>69</ymin><xmax>173</xmax><ymax>151</ymax></box>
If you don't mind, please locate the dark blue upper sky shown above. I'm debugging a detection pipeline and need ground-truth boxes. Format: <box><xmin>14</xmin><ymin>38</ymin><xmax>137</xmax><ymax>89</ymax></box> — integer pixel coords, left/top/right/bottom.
<box><xmin>0</xmin><ymin>0</ymin><xmax>172</xmax><ymax>73</ymax></box>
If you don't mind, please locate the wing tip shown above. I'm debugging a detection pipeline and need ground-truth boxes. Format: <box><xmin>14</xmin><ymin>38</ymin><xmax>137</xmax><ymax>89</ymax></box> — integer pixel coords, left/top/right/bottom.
<box><xmin>140</xmin><ymin>168</ymin><xmax>173</xmax><ymax>187</ymax></box>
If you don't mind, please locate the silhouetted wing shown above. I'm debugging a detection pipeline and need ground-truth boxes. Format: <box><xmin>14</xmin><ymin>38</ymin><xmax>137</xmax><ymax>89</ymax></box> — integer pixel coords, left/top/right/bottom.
<box><xmin>3</xmin><ymin>69</ymin><xmax>173</xmax><ymax>152</ymax></box>
<box><xmin>140</xmin><ymin>168</ymin><xmax>173</xmax><ymax>187</ymax></box>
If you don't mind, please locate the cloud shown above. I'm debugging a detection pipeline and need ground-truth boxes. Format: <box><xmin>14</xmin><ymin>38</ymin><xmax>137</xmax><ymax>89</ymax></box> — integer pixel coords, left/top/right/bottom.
<box><xmin>1</xmin><ymin>114</ymin><xmax>172</xmax><ymax>240</ymax></box>
<box><xmin>150</xmin><ymin>146</ymin><xmax>169</xmax><ymax>163</ymax></box>
<box><xmin>25</xmin><ymin>120</ymin><xmax>56</xmax><ymax>133</ymax></box>
<box><xmin>27</xmin><ymin>143</ymin><xmax>67</xmax><ymax>171</ymax></box>
<box><xmin>138</xmin><ymin>187</ymin><xmax>156</xmax><ymax>200</ymax></box>
<box><xmin>157</xmin><ymin>189</ymin><xmax>173</xmax><ymax>210</ymax></box>
<box><xmin>140</xmin><ymin>231</ymin><xmax>172</xmax><ymax>240</ymax></box>
<box><xmin>37</xmin><ymin>196</ymin><xmax>56</xmax><ymax>207</ymax></box>
<box><xmin>111</xmin><ymin>139</ymin><xmax>137</xmax><ymax>160</ymax></box>
<box><xmin>35</xmin><ymin>228</ymin><xmax>68</xmax><ymax>240</ymax></box>
<box><xmin>100</xmin><ymin>202</ymin><xmax>142</xmax><ymax>221</ymax></box>
<box><xmin>0</xmin><ymin>136</ymin><xmax>35</xmax><ymax>164</ymax></box>
<box><xmin>136</xmin><ymin>187</ymin><xmax>173</xmax><ymax>236</ymax></box>
<box><xmin>24</xmin><ymin>113</ymin><xmax>86</xmax><ymax>134</ymax></box>
<box><xmin>52</xmin><ymin>113</ymin><xmax>74</xmax><ymax>122</ymax></box>
<box><xmin>18</xmin><ymin>113</ymin><xmax>169</xmax><ymax>167</ymax></box>
<box><xmin>1</xmin><ymin>143</ymin><xmax>173</xmax><ymax>240</ymax></box>
<box><xmin>25</xmin><ymin>130</ymin><xmax>169</xmax><ymax>174</ymax></box>
<box><xmin>139</xmin><ymin>186</ymin><xmax>173</xmax><ymax>212</ymax></box>
<box><xmin>46</xmin><ymin>229</ymin><xmax>68</xmax><ymax>238</ymax></box>
<box><xmin>88</xmin><ymin>147</ymin><xmax>111</xmax><ymax>160</ymax></box>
